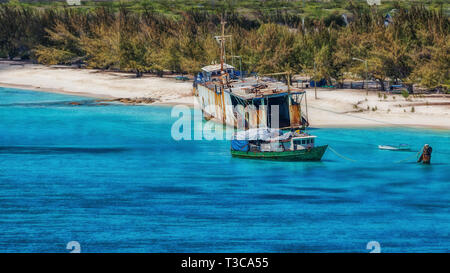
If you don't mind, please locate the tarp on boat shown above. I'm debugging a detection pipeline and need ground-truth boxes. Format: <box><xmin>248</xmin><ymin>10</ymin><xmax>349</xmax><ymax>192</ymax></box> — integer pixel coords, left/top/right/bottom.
<box><xmin>231</xmin><ymin>140</ymin><xmax>249</xmax><ymax>151</ymax></box>
<box><xmin>233</xmin><ymin>128</ymin><xmax>292</xmax><ymax>142</ymax></box>
<box><xmin>233</xmin><ymin>128</ymin><xmax>279</xmax><ymax>141</ymax></box>
<box><xmin>271</xmin><ymin>131</ymin><xmax>293</xmax><ymax>142</ymax></box>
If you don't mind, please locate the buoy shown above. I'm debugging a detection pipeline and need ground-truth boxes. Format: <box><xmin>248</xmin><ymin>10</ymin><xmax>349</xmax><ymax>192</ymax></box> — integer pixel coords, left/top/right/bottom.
<box><xmin>418</xmin><ymin>144</ymin><xmax>432</xmax><ymax>164</ymax></box>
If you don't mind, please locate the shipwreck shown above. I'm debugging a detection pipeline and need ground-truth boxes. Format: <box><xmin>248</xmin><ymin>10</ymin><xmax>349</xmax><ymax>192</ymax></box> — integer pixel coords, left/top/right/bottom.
<box><xmin>193</xmin><ymin>21</ymin><xmax>309</xmax><ymax>130</ymax></box>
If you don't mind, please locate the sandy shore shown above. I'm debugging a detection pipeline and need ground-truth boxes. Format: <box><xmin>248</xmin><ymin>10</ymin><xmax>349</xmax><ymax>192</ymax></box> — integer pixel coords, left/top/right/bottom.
<box><xmin>305</xmin><ymin>89</ymin><xmax>450</xmax><ymax>130</ymax></box>
<box><xmin>1</xmin><ymin>61</ymin><xmax>449</xmax><ymax>129</ymax></box>
<box><xmin>0</xmin><ymin>61</ymin><xmax>195</xmax><ymax>105</ymax></box>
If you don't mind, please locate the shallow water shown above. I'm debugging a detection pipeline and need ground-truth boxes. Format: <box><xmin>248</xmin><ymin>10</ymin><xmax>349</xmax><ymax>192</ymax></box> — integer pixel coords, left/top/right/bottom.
<box><xmin>0</xmin><ymin>87</ymin><xmax>449</xmax><ymax>253</ymax></box>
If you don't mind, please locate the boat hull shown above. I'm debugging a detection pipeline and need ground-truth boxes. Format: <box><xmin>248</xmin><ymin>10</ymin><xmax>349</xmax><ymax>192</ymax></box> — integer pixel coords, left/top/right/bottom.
<box><xmin>378</xmin><ymin>145</ymin><xmax>411</xmax><ymax>151</ymax></box>
<box><xmin>194</xmin><ymin>83</ymin><xmax>307</xmax><ymax>130</ymax></box>
<box><xmin>231</xmin><ymin>145</ymin><xmax>328</xmax><ymax>161</ymax></box>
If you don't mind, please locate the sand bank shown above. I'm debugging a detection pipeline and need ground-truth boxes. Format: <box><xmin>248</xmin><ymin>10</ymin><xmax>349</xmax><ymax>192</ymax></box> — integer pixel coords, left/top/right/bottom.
<box><xmin>1</xmin><ymin>61</ymin><xmax>449</xmax><ymax>129</ymax></box>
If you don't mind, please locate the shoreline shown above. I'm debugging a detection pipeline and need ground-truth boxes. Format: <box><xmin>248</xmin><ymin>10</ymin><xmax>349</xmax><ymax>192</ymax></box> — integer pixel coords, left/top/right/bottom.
<box><xmin>1</xmin><ymin>62</ymin><xmax>449</xmax><ymax>130</ymax></box>
<box><xmin>309</xmin><ymin>124</ymin><xmax>450</xmax><ymax>131</ymax></box>
<box><xmin>0</xmin><ymin>82</ymin><xmax>198</xmax><ymax>108</ymax></box>
<box><xmin>2</xmin><ymin>82</ymin><xmax>448</xmax><ymax>131</ymax></box>
<box><xmin>0</xmin><ymin>82</ymin><xmax>116</xmax><ymax>99</ymax></box>
<box><xmin>1</xmin><ymin>82</ymin><xmax>449</xmax><ymax>130</ymax></box>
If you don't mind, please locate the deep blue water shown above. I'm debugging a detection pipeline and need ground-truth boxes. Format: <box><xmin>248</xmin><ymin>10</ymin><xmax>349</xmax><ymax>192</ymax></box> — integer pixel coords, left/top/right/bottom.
<box><xmin>0</xmin><ymin>87</ymin><xmax>449</xmax><ymax>253</ymax></box>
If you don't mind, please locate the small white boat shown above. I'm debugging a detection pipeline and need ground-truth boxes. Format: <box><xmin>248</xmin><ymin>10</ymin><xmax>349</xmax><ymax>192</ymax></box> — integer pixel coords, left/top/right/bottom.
<box><xmin>378</xmin><ymin>144</ymin><xmax>411</xmax><ymax>151</ymax></box>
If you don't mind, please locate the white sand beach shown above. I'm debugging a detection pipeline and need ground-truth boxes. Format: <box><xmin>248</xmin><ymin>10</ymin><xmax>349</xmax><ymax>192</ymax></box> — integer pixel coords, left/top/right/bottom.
<box><xmin>1</xmin><ymin>61</ymin><xmax>449</xmax><ymax>129</ymax></box>
<box><xmin>0</xmin><ymin>61</ymin><xmax>194</xmax><ymax>105</ymax></box>
<box><xmin>305</xmin><ymin>89</ymin><xmax>450</xmax><ymax>129</ymax></box>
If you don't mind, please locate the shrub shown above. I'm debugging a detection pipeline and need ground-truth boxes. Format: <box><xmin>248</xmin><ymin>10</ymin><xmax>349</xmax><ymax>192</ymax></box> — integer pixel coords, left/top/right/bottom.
<box><xmin>401</xmin><ymin>90</ymin><xmax>409</xmax><ymax>99</ymax></box>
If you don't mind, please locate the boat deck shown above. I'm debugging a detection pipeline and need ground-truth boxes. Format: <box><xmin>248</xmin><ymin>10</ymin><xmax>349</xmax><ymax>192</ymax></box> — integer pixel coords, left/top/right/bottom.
<box><xmin>202</xmin><ymin>77</ymin><xmax>304</xmax><ymax>100</ymax></box>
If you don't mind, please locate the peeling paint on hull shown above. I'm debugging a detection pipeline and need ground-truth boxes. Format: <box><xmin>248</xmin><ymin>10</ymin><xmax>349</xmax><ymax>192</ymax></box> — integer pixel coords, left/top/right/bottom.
<box><xmin>194</xmin><ymin>84</ymin><xmax>307</xmax><ymax>129</ymax></box>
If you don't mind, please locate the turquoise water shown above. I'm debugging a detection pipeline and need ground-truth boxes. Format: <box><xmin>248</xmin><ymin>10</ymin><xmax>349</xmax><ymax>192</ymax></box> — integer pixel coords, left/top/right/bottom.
<box><xmin>0</xmin><ymin>87</ymin><xmax>449</xmax><ymax>253</ymax></box>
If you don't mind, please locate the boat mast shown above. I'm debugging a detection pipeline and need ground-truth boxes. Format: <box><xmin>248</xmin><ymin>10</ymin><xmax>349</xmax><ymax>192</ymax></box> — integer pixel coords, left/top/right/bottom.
<box><xmin>215</xmin><ymin>18</ymin><xmax>232</xmax><ymax>75</ymax></box>
<box><xmin>220</xmin><ymin>19</ymin><xmax>226</xmax><ymax>73</ymax></box>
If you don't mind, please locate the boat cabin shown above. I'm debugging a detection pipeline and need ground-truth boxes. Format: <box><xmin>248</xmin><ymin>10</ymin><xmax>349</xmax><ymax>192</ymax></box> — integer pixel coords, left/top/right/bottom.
<box><xmin>248</xmin><ymin>135</ymin><xmax>316</xmax><ymax>153</ymax></box>
<box><xmin>291</xmin><ymin>136</ymin><xmax>316</xmax><ymax>150</ymax></box>
<box><xmin>199</xmin><ymin>64</ymin><xmax>235</xmax><ymax>82</ymax></box>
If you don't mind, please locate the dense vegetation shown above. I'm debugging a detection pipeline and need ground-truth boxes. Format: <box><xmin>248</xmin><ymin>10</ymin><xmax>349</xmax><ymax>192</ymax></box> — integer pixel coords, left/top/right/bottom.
<box><xmin>0</xmin><ymin>0</ymin><xmax>449</xmax><ymax>91</ymax></box>
<box><xmin>4</xmin><ymin>1</ymin><xmax>449</xmax><ymax>18</ymax></box>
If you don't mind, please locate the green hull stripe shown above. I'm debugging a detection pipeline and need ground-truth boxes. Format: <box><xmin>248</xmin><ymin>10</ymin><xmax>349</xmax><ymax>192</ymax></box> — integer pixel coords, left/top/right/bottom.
<box><xmin>231</xmin><ymin>145</ymin><xmax>328</xmax><ymax>161</ymax></box>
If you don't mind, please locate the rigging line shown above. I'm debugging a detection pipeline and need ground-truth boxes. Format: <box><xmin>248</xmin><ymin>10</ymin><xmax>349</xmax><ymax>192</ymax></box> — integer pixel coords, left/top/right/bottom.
<box><xmin>319</xmin><ymin>136</ymin><xmax>420</xmax><ymax>151</ymax></box>
<box><xmin>394</xmin><ymin>150</ymin><xmax>422</xmax><ymax>164</ymax></box>
<box><xmin>327</xmin><ymin>146</ymin><xmax>358</xmax><ymax>162</ymax></box>
<box><xmin>328</xmin><ymin>146</ymin><xmax>426</xmax><ymax>164</ymax></box>
<box><xmin>318</xmin><ymin>137</ymin><xmax>376</xmax><ymax>148</ymax></box>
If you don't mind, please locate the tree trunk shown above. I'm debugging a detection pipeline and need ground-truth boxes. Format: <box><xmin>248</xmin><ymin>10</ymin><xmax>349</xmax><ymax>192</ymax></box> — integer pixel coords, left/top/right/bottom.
<box><xmin>377</xmin><ymin>79</ymin><xmax>385</xmax><ymax>91</ymax></box>
<box><xmin>406</xmin><ymin>83</ymin><xmax>414</xmax><ymax>94</ymax></box>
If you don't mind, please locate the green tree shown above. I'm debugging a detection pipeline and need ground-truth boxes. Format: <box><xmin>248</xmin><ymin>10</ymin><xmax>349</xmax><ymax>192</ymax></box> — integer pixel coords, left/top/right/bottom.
<box><xmin>250</xmin><ymin>23</ymin><xmax>296</xmax><ymax>74</ymax></box>
<box><xmin>412</xmin><ymin>38</ymin><xmax>450</xmax><ymax>92</ymax></box>
<box><xmin>34</xmin><ymin>21</ymin><xmax>82</xmax><ymax>65</ymax></box>
<box><xmin>80</xmin><ymin>23</ymin><xmax>121</xmax><ymax>69</ymax></box>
